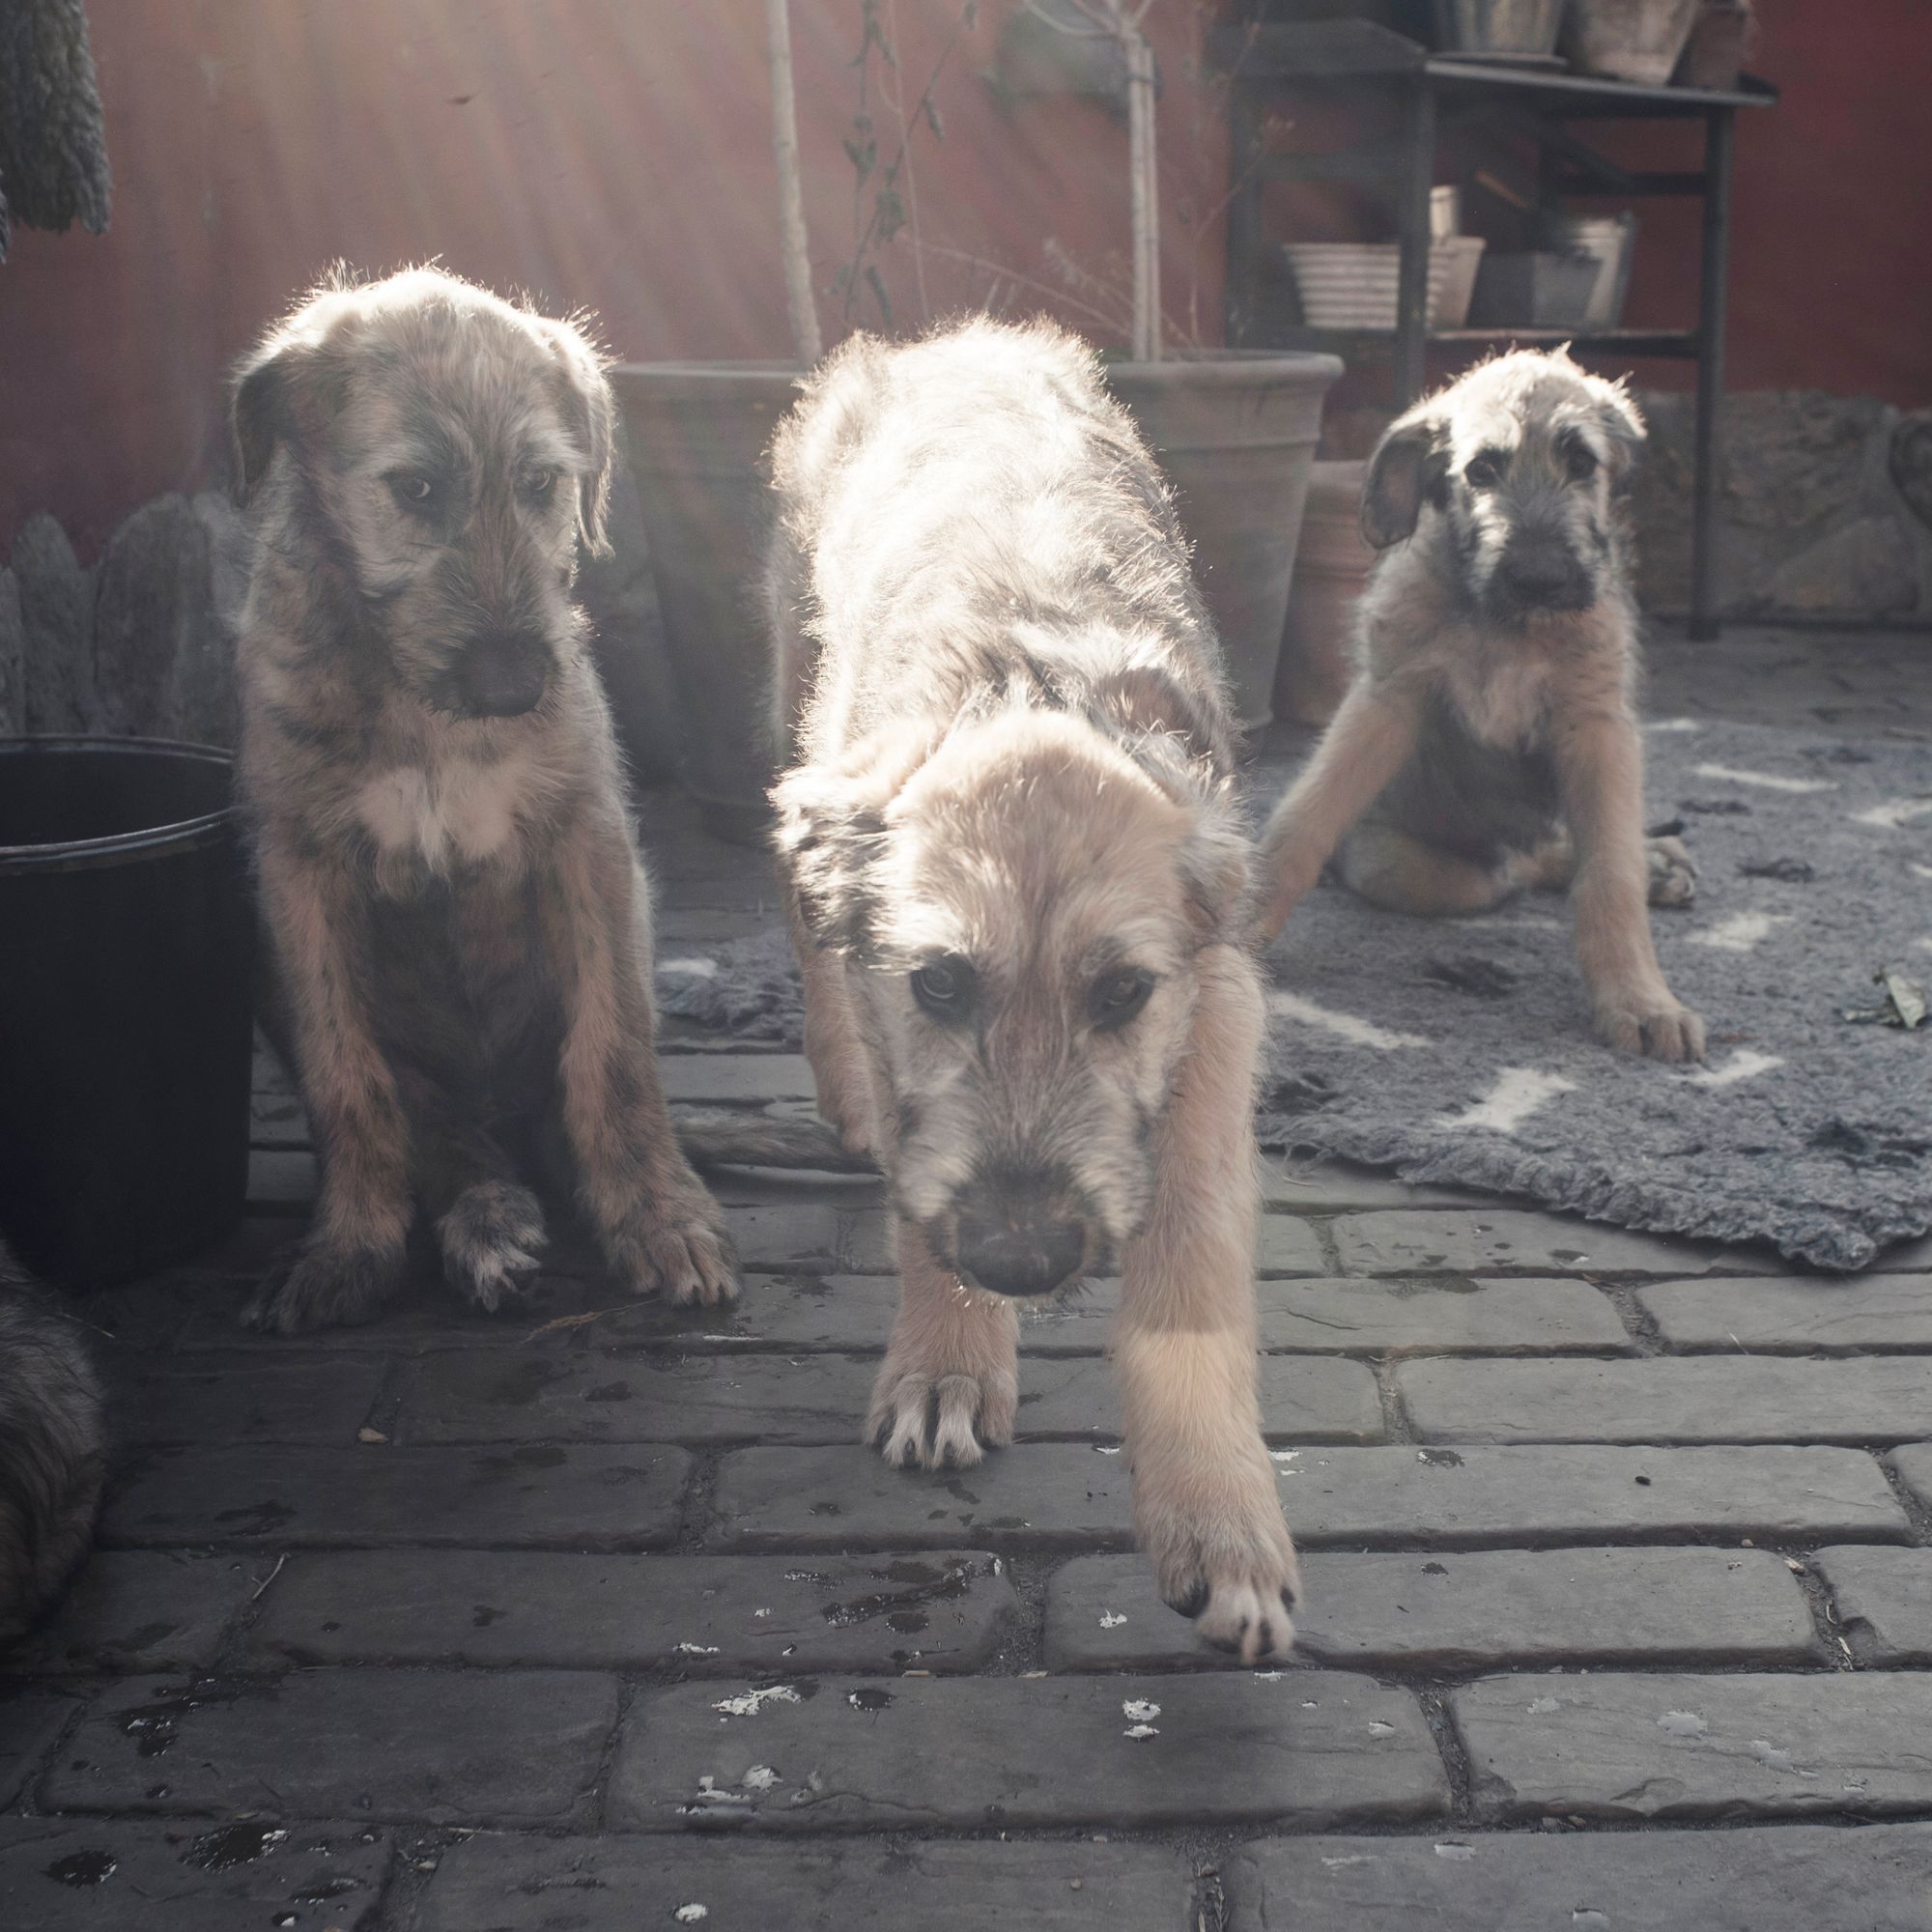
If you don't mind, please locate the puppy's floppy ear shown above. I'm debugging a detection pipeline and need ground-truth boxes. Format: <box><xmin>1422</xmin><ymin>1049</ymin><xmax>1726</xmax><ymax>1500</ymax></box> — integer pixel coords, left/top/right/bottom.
<box><xmin>1594</xmin><ymin>378</ymin><xmax>1646</xmax><ymax>479</ymax></box>
<box><xmin>1179</xmin><ymin>796</ymin><xmax>1253</xmax><ymax>944</ymax></box>
<box><xmin>770</xmin><ymin>727</ymin><xmax>937</xmax><ymax>953</ymax></box>
<box><xmin>539</xmin><ymin>314</ymin><xmax>617</xmax><ymax>556</ymax></box>
<box><xmin>229</xmin><ymin>333</ymin><xmax>344</xmax><ymax>507</ymax></box>
<box><xmin>1361</xmin><ymin>404</ymin><xmax>1449</xmax><ymax>550</ymax></box>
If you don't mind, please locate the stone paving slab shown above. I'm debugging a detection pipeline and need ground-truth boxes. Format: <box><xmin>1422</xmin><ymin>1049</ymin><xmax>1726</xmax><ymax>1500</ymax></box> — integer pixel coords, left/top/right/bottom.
<box><xmin>0</xmin><ymin>1681</ymin><xmax>82</xmax><ymax>1806</ymax></box>
<box><xmin>101</xmin><ymin>1443</ymin><xmax>691</xmax><ymax>1549</ymax></box>
<box><xmin>1224</xmin><ymin>1824</ymin><xmax>1932</xmax><ymax>1932</ymax></box>
<box><xmin>1017</xmin><ymin>1354</ymin><xmax>1385</xmax><ymax>1444</ymax></box>
<box><xmin>243</xmin><ymin>1550</ymin><xmax>1017</xmax><ymax>1674</ymax></box>
<box><xmin>44</xmin><ymin>1669</ymin><xmax>618</xmax><ymax>1828</ymax></box>
<box><xmin>1257</xmin><ymin>1277</ymin><xmax>1627</xmax><ymax>1354</ymax></box>
<box><xmin>1455</xmin><ymin>1669</ymin><xmax>1932</xmax><ymax>1821</ymax></box>
<box><xmin>724</xmin><ymin>1202</ymin><xmax>847</xmax><ymax>1271</ymax></box>
<box><xmin>711</xmin><ymin>1443</ymin><xmax>1910</xmax><ymax>1549</ymax></box>
<box><xmin>1263</xmin><ymin>1160</ymin><xmax>1486</xmax><ymax>1213</ymax></box>
<box><xmin>608</xmin><ymin>1671</ymin><xmax>1447</xmax><ymax>1832</ymax></box>
<box><xmin>1887</xmin><ymin>1441</ymin><xmax>1932</xmax><ymax>1513</ymax></box>
<box><xmin>126</xmin><ymin>1356</ymin><xmax>387</xmax><ymax>1445</ymax></box>
<box><xmin>1043</xmin><ymin>1548</ymin><xmax>1822</xmax><ymax>1673</ymax></box>
<box><xmin>17</xmin><ymin>1553</ymin><xmax>273</xmax><ymax>1675</ymax></box>
<box><xmin>413</xmin><ymin>1831</ymin><xmax>1197</xmax><ymax>1931</ymax></box>
<box><xmin>1638</xmin><ymin>1273</ymin><xmax>1932</xmax><ymax>1350</ymax></box>
<box><xmin>1270</xmin><ymin>1444</ymin><xmax>1909</xmax><ymax>1547</ymax></box>
<box><xmin>400</xmin><ymin>1350</ymin><xmax>880</xmax><ymax>1445</ymax></box>
<box><xmin>1812</xmin><ymin>1546</ymin><xmax>1932</xmax><ymax>1666</ymax></box>
<box><xmin>660</xmin><ymin>1054</ymin><xmax>817</xmax><ymax>1102</ymax></box>
<box><xmin>1399</xmin><ymin>1354</ymin><xmax>1932</xmax><ymax>1444</ymax></box>
<box><xmin>1329</xmin><ymin>1210</ymin><xmax>1728</xmax><ymax>1277</ymax></box>
<box><xmin>0</xmin><ymin>1818</ymin><xmax>390</xmax><ymax>1931</ymax></box>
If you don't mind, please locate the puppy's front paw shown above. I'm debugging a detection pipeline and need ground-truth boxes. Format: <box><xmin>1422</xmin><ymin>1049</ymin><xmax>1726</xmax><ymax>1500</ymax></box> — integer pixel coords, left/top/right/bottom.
<box><xmin>242</xmin><ymin>1244</ymin><xmax>405</xmax><ymax>1334</ymax></box>
<box><xmin>607</xmin><ymin>1188</ymin><xmax>739</xmax><ymax>1306</ymax></box>
<box><xmin>867</xmin><ymin>1357</ymin><xmax>1018</xmax><ymax>1470</ymax></box>
<box><xmin>439</xmin><ymin>1179</ymin><xmax>547</xmax><ymax>1313</ymax></box>
<box><xmin>1144</xmin><ymin>1484</ymin><xmax>1301</xmax><ymax>1667</ymax></box>
<box><xmin>1595</xmin><ymin>988</ymin><xmax>1706</xmax><ymax>1064</ymax></box>
<box><xmin>1646</xmin><ymin>836</ymin><xmax>1697</xmax><ymax>908</ymax></box>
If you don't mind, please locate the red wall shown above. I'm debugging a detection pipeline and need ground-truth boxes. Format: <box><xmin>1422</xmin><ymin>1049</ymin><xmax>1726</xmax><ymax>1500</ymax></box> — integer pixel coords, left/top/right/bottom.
<box><xmin>1</xmin><ymin>1</ymin><xmax>1926</xmax><ymax>556</ymax></box>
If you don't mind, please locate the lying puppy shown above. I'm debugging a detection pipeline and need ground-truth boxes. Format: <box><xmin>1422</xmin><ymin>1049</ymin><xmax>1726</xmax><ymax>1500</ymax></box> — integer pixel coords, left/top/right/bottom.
<box><xmin>231</xmin><ymin>267</ymin><xmax>735</xmax><ymax>1332</ymax></box>
<box><xmin>0</xmin><ymin>1239</ymin><xmax>104</xmax><ymax>1645</ymax></box>
<box><xmin>766</xmin><ymin>319</ymin><xmax>1297</xmax><ymax>1662</ymax></box>
<box><xmin>1257</xmin><ymin>349</ymin><xmax>1703</xmax><ymax>1062</ymax></box>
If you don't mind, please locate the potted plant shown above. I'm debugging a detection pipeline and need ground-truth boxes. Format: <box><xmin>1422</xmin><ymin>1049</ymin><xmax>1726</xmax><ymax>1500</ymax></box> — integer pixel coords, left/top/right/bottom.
<box><xmin>618</xmin><ymin>1</ymin><xmax>1341</xmax><ymax>837</ymax></box>
<box><xmin>1049</xmin><ymin>0</ymin><xmax>1340</xmax><ymax>735</ymax></box>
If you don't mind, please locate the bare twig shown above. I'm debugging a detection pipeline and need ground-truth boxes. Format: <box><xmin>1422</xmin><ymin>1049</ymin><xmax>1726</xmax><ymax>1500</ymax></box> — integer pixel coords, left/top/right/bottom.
<box><xmin>251</xmin><ymin>1553</ymin><xmax>287</xmax><ymax>1602</ymax></box>
<box><xmin>765</xmin><ymin>0</ymin><xmax>823</xmax><ymax>365</ymax></box>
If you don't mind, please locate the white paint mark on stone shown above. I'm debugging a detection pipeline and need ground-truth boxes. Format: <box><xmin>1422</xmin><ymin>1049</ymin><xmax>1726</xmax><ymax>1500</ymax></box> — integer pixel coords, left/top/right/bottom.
<box><xmin>660</xmin><ymin>955</ymin><xmax>721</xmax><ymax>979</ymax></box>
<box><xmin>1367</xmin><ymin>1719</ymin><xmax>1397</xmax><ymax>1737</ymax></box>
<box><xmin>1093</xmin><ymin>1444</ymin><xmax>1121</xmax><ymax>1456</ymax></box>
<box><xmin>1434</xmin><ymin>1843</ymin><xmax>1476</xmax><ymax>1861</ymax></box>
<box><xmin>1122</xmin><ymin>1723</ymin><xmax>1159</xmax><ymax>1741</ymax></box>
<box><xmin>1686</xmin><ymin>1048</ymin><xmax>1785</xmax><ymax>1089</ymax></box>
<box><xmin>712</xmin><ymin>1685</ymin><xmax>801</xmax><ymax>1718</ymax></box>
<box><xmin>742</xmin><ymin>1765</ymin><xmax>779</xmax><ymax>1792</ymax></box>
<box><xmin>1749</xmin><ymin>1739</ymin><xmax>1815</xmax><ymax>1776</ymax></box>
<box><xmin>1099</xmin><ymin>1611</ymin><xmax>1128</xmax><ymax>1629</ymax></box>
<box><xmin>753</xmin><ymin>1608</ymin><xmax>774</xmax><ymax>1619</ymax></box>
<box><xmin>1645</xmin><ymin>717</ymin><xmax>1701</xmax><ymax>733</ymax></box>
<box><xmin>1270</xmin><ymin>1449</ymin><xmax>1301</xmax><ymax>1463</ymax></box>
<box><xmin>1321</xmin><ymin>1855</ymin><xmax>1376</xmax><ymax>1868</ymax></box>
<box><xmin>1692</xmin><ymin>762</ymin><xmax>1835</xmax><ymax>794</ymax></box>
<box><xmin>1853</xmin><ymin>796</ymin><xmax>1932</xmax><ymax>830</ymax></box>
<box><xmin>1657</xmin><ymin>1710</ymin><xmax>1708</xmax><ymax>1738</ymax></box>
<box><xmin>674</xmin><ymin>1907</ymin><xmax>710</xmax><ymax>1923</ymax></box>
<box><xmin>1688</xmin><ymin>911</ymin><xmax>1793</xmax><ymax>952</ymax></box>
<box><xmin>1122</xmin><ymin>1699</ymin><xmax>1161</xmax><ymax>1721</ymax></box>
<box><xmin>674</xmin><ymin>1642</ymin><xmax>720</xmax><ymax>1656</ymax></box>
<box><xmin>1267</xmin><ymin>989</ymin><xmax>1429</xmax><ymax>1051</ymax></box>
<box><xmin>1435</xmin><ymin>1066</ymin><xmax>1577</xmax><ymax>1135</ymax></box>
<box><xmin>1912</xmin><ymin>863</ymin><xmax>1932</xmax><ymax>879</ymax></box>
<box><xmin>1527</xmin><ymin>1697</ymin><xmax>1561</xmax><ymax>1716</ymax></box>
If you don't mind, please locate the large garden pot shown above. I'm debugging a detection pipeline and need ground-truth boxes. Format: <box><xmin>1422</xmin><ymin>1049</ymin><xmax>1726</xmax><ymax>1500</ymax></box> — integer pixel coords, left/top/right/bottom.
<box><xmin>1275</xmin><ymin>461</ymin><xmax>1374</xmax><ymax>727</ymax></box>
<box><xmin>611</xmin><ymin>363</ymin><xmax>805</xmax><ymax>843</ymax></box>
<box><xmin>1107</xmin><ymin>352</ymin><xmax>1344</xmax><ymax>738</ymax></box>
<box><xmin>0</xmin><ymin>739</ymin><xmax>254</xmax><ymax>1284</ymax></box>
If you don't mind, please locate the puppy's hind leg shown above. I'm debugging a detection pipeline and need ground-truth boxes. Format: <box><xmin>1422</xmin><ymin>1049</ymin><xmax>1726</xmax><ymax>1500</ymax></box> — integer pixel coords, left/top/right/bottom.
<box><xmin>1337</xmin><ymin>823</ymin><xmax>1520</xmax><ymax>917</ymax></box>
<box><xmin>1116</xmin><ymin>945</ymin><xmax>1298</xmax><ymax>1667</ymax></box>
<box><xmin>867</xmin><ymin>1219</ymin><xmax>1019</xmax><ymax>1470</ymax></box>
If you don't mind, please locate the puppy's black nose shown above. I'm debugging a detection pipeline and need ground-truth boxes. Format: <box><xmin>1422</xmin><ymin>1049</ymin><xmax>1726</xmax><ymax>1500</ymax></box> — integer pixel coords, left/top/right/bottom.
<box><xmin>455</xmin><ymin>636</ymin><xmax>549</xmax><ymax>718</ymax></box>
<box><xmin>1497</xmin><ymin>547</ymin><xmax>1587</xmax><ymax>607</ymax></box>
<box><xmin>955</xmin><ymin>1212</ymin><xmax>1087</xmax><ymax>1297</ymax></box>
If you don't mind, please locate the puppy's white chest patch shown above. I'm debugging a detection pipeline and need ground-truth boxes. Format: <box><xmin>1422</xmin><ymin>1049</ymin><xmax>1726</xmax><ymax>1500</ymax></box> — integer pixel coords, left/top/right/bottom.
<box><xmin>354</xmin><ymin>756</ymin><xmax>527</xmax><ymax>871</ymax></box>
<box><xmin>1446</xmin><ymin>650</ymin><xmax>1550</xmax><ymax>749</ymax></box>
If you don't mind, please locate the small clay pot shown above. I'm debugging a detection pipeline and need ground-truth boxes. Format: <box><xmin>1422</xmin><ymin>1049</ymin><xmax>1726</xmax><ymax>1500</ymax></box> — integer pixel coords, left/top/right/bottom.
<box><xmin>1673</xmin><ymin>0</ymin><xmax>1753</xmax><ymax>91</ymax></box>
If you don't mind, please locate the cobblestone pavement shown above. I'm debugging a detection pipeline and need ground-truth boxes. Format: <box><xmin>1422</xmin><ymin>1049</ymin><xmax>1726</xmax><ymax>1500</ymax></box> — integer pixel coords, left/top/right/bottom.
<box><xmin>4</xmin><ymin>631</ymin><xmax>1930</xmax><ymax>1928</ymax></box>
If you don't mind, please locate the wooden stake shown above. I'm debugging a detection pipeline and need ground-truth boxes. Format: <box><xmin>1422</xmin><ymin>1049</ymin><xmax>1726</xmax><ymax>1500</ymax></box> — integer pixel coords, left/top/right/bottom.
<box><xmin>765</xmin><ymin>0</ymin><xmax>823</xmax><ymax>366</ymax></box>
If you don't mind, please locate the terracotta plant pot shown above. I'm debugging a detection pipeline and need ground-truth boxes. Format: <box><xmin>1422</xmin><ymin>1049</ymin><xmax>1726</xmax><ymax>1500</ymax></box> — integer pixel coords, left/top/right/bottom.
<box><xmin>1562</xmin><ymin>0</ymin><xmax>1703</xmax><ymax>85</ymax></box>
<box><xmin>610</xmin><ymin>363</ymin><xmax>805</xmax><ymax>843</ymax></box>
<box><xmin>1274</xmin><ymin>462</ymin><xmax>1373</xmax><ymax>728</ymax></box>
<box><xmin>1107</xmin><ymin>352</ymin><xmax>1343</xmax><ymax>736</ymax></box>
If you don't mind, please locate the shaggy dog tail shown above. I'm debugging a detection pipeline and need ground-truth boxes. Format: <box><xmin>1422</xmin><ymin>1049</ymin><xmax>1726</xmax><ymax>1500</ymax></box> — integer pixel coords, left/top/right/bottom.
<box><xmin>0</xmin><ymin>1240</ymin><xmax>106</xmax><ymax>1644</ymax></box>
<box><xmin>673</xmin><ymin>1109</ymin><xmax>874</xmax><ymax>1176</ymax></box>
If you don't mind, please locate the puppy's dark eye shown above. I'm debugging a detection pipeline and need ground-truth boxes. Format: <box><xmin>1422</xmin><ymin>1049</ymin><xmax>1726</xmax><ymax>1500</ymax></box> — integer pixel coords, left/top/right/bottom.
<box><xmin>911</xmin><ymin>956</ymin><xmax>975</xmax><ymax>1022</ymax></box>
<box><xmin>389</xmin><ymin>472</ymin><xmax>438</xmax><ymax>510</ymax></box>
<box><xmin>1090</xmin><ymin>966</ymin><xmax>1155</xmax><ymax>1031</ymax></box>
<box><xmin>1464</xmin><ymin>453</ymin><xmax>1503</xmax><ymax>490</ymax></box>
<box><xmin>1566</xmin><ymin>442</ymin><xmax>1599</xmax><ymax>482</ymax></box>
<box><xmin>522</xmin><ymin>466</ymin><xmax>559</xmax><ymax>502</ymax></box>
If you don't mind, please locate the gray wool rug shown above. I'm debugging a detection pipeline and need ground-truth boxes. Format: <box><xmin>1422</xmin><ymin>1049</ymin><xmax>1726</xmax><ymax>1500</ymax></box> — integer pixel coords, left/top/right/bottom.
<box><xmin>661</xmin><ymin>718</ymin><xmax>1932</xmax><ymax>1271</ymax></box>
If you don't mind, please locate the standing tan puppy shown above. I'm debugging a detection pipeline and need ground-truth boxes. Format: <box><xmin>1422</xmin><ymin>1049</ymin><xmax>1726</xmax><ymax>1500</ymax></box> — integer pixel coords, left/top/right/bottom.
<box><xmin>1256</xmin><ymin>350</ymin><xmax>1704</xmax><ymax>1062</ymax></box>
<box><xmin>766</xmin><ymin>320</ymin><xmax>1297</xmax><ymax>1663</ymax></box>
<box><xmin>231</xmin><ymin>267</ymin><xmax>735</xmax><ymax>1332</ymax></box>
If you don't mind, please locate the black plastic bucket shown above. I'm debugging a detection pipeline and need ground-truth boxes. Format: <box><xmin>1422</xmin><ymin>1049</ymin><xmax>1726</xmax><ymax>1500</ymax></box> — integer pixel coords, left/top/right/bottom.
<box><xmin>0</xmin><ymin>738</ymin><xmax>255</xmax><ymax>1284</ymax></box>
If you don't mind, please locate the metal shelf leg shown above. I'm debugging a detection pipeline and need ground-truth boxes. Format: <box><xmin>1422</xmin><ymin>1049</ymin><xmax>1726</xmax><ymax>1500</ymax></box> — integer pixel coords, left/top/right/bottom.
<box><xmin>1690</xmin><ymin>107</ymin><xmax>1734</xmax><ymax>641</ymax></box>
